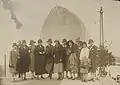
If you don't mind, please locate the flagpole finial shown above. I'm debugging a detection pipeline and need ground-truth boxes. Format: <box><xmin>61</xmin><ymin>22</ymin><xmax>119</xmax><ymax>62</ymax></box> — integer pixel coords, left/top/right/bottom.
<box><xmin>100</xmin><ymin>6</ymin><xmax>104</xmax><ymax>13</ymax></box>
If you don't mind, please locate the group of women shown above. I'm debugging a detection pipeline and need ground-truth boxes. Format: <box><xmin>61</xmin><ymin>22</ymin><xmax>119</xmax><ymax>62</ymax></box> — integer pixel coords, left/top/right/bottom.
<box><xmin>9</xmin><ymin>38</ymin><xmax>98</xmax><ymax>82</ymax></box>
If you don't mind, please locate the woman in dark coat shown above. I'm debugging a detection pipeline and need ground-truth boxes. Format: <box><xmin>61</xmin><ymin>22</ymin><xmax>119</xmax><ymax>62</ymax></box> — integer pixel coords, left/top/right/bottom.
<box><xmin>54</xmin><ymin>40</ymin><xmax>64</xmax><ymax>80</ymax></box>
<box><xmin>62</xmin><ymin>39</ymin><xmax>69</xmax><ymax>78</ymax></box>
<box><xmin>17</xmin><ymin>40</ymin><xmax>22</xmax><ymax>78</ymax></box>
<box><xmin>17</xmin><ymin>40</ymin><xmax>30</xmax><ymax>80</ymax></box>
<box><xmin>9</xmin><ymin>43</ymin><xmax>19</xmax><ymax>82</ymax></box>
<box><xmin>88</xmin><ymin>39</ymin><xmax>98</xmax><ymax>81</ymax></box>
<box><xmin>45</xmin><ymin>39</ymin><xmax>54</xmax><ymax>79</ymax></box>
<box><xmin>34</xmin><ymin>39</ymin><xmax>45</xmax><ymax>79</ymax></box>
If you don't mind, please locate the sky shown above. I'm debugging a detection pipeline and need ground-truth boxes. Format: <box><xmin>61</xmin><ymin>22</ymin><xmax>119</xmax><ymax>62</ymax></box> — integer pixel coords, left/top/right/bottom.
<box><xmin>0</xmin><ymin>0</ymin><xmax>120</xmax><ymax>64</ymax></box>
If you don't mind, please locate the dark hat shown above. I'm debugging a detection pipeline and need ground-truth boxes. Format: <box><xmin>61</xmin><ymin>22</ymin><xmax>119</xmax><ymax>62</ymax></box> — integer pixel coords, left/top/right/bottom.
<box><xmin>62</xmin><ymin>38</ymin><xmax>67</xmax><ymax>43</ymax></box>
<box><xmin>79</xmin><ymin>41</ymin><xmax>83</xmax><ymax>45</ymax></box>
<box><xmin>67</xmin><ymin>40</ymin><xmax>74</xmax><ymax>45</ymax></box>
<box><xmin>88</xmin><ymin>39</ymin><xmax>94</xmax><ymax>44</ymax></box>
<box><xmin>12</xmin><ymin>43</ymin><xmax>18</xmax><ymax>47</ymax></box>
<box><xmin>82</xmin><ymin>41</ymin><xmax>87</xmax><ymax>46</ymax></box>
<box><xmin>47</xmin><ymin>39</ymin><xmax>52</xmax><ymax>43</ymax></box>
<box><xmin>38</xmin><ymin>39</ymin><xmax>43</xmax><ymax>43</ymax></box>
<box><xmin>76</xmin><ymin>37</ymin><xmax>80</xmax><ymax>42</ymax></box>
<box><xmin>54</xmin><ymin>40</ymin><xmax>59</xmax><ymax>43</ymax></box>
<box><xmin>30</xmin><ymin>40</ymin><xmax>36</xmax><ymax>45</ymax></box>
<box><xmin>22</xmin><ymin>40</ymin><xmax>26</xmax><ymax>43</ymax></box>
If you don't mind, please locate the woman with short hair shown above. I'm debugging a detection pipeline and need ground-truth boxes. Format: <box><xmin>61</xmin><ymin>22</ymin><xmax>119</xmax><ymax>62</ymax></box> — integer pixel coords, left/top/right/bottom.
<box><xmin>34</xmin><ymin>39</ymin><xmax>45</xmax><ymax>79</ymax></box>
<box><xmin>67</xmin><ymin>40</ymin><xmax>78</xmax><ymax>80</ymax></box>
<box><xmin>80</xmin><ymin>42</ymin><xmax>90</xmax><ymax>82</ymax></box>
<box><xmin>54</xmin><ymin>40</ymin><xmax>64</xmax><ymax>80</ymax></box>
<box><xmin>17</xmin><ymin>40</ymin><xmax>30</xmax><ymax>80</ymax></box>
<box><xmin>45</xmin><ymin>39</ymin><xmax>54</xmax><ymax>79</ymax></box>
<box><xmin>9</xmin><ymin>43</ymin><xmax>19</xmax><ymax>82</ymax></box>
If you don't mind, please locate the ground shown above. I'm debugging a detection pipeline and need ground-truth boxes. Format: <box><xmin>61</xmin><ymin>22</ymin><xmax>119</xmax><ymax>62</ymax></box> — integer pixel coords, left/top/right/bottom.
<box><xmin>1</xmin><ymin>66</ymin><xmax>120</xmax><ymax>85</ymax></box>
<box><xmin>3</xmin><ymin>77</ymin><xmax>61</xmax><ymax>85</ymax></box>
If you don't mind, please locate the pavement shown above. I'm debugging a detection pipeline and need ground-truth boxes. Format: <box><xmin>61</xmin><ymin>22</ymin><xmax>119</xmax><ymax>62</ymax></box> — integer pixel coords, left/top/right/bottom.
<box><xmin>3</xmin><ymin>78</ymin><xmax>61</xmax><ymax>85</ymax></box>
<box><xmin>1</xmin><ymin>66</ymin><xmax>120</xmax><ymax>85</ymax></box>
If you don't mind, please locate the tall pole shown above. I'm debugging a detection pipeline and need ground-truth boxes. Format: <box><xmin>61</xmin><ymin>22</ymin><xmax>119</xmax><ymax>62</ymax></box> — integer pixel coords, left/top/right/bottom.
<box><xmin>100</xmin><ymin>7</ymin><xmax>104</xmax><ymax>47</ymax></box>
<box><xmin>4</xmin><ymin>54</ymin><xmax>6</xmax><ymax>77</ymax></box>
<box><xmin>99</xmin><ymin>7</ymin><xmax>105</xmax><ymax>77</ymax></box>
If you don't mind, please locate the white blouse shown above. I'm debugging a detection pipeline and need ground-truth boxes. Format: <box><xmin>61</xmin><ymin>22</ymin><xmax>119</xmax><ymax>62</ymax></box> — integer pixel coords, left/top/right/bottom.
<box><xmin>80</xmin><ymin>47</ymin><xmax>89</xmax><ymax>60</ymax></box>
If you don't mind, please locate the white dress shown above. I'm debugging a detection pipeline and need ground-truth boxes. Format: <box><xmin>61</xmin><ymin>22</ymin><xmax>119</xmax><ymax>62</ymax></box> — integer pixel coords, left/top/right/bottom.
<box><xmin>80</xmin><ymin>47</ymin><xmax>89</xmax><ymax>60</ymax></box>
<box><xmin>79</xmin><ymin>47</ymin><xmax>90</xmax><ymax>73</ymax></box>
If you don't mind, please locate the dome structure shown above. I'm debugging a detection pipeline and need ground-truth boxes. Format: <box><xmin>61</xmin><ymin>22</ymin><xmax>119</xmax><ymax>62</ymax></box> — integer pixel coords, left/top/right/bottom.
<box><xmin>40</xmin><ymin>6</ymin><xmax>89</xmax><ymax>41</ymax></box>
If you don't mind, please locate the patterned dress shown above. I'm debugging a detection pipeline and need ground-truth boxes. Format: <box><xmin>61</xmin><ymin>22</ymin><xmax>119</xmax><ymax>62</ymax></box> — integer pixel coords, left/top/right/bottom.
<box><xmin>68</xmin><ymin>46</ymin><xmax>79</xmax><ymax>73</ymax></box>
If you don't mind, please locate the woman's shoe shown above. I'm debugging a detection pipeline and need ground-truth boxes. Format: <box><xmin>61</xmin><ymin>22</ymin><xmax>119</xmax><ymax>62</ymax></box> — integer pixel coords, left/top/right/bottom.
<box><xmin>57</xmin><ymin>77</ymin><xmax>60</xmax><ymax>80</ymax></box>
<box><xmin>23</xmin><ymin>78</ymin><xmax>27</xmax><ymax>80</ymax></box>
<box><xmin>91</xmin><ymin>78</ymin><xmax>95</xmax><ymax>82</ymax></box>
<box><xmin>50</xmin><ymin>76</ymin><xmax>52</xmax><ymax>79</ymax></box>
<box><xmin>12</xmin><ymin>78</ymin><xmax>15</xmax><ymax>82</ymax></box>
<box><xmin>59</xmin><ymin>77</ymin><xmax>63</xmax><ymax>80</ymax></box>
<box><xmin>18</xmin><ymin>74</ymin><xmax>21</xmax><ymax>78</ymax></box>
<box><xmin>72</xmin><ymin>78</ymin><xmax>75</xmax><ymax>80</ymax></box>
<box><xmin>48</xmin><ymin>74</ymin><xmax>52</xmax><ymax>79</ymax></box>
<box><xmin>66</xmin><ymin>75</ymin><xmax>69</xmax><ymax>79</ymax></box>
<box><xmin>84</xmin><ymin>80</ymin><xmax>87</xmax><ymax>82</ymax></box>
<box><xmin>41</xmin><ymin>76</ymin><xmax>45</xmax><ymax>79</ymax></box>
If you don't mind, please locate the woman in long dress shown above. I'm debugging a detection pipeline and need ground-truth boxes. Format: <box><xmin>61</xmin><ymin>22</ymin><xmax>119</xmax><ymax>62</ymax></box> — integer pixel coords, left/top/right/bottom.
<box><xmin>9</xmin><ymin>43</ymin><xmax>19</xmax><ymax>82</ymax></box>
<box><xmin>34</xmin><ymin>39</ymin><xmax>45</xmax><ymax>79</ymax></box>
<box><xmin>29</xmin><ymin>40</ymin><xmax>36</xmax><ymax>79</ymax></box>
<box><xmin>17</xmin><ymin>40</ymin><xmax>30</xmax><ymax>80</ymax></box>
<box><xmin>45</xmin><ymin>39</ymin><xmax>54</xmax><ymax>79</ymax></box>
<box><xmin>54</xmin><ymin>40</ymin><xmax>64</xmax><ymax>80</ymax></box>
<box><xmin>67</xmin><ymin>40</ymin><xmax>78</xmax><ymax>80</ymax></box>
<box><xmin>80</xmin><ymin>42</ymin><xmax>90</xmax><ymax>82</ymax></box>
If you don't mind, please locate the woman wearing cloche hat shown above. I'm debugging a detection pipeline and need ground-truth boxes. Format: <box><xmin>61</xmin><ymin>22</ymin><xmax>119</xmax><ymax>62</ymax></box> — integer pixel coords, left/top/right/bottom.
<box><xmin>9</xmin><ymin>43</ymin><xmax>19</xmax><ymax>82</ymax></box>
<box><xmin>34</xmin><ymin>39</ymin><xmax>45</xmax><ymax>79</ymax></box>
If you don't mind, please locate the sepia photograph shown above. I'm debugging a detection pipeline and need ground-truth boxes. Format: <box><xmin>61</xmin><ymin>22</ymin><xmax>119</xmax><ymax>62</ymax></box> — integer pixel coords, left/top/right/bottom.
<box><xmin>0</xmin><ymin>0</ymin><xmax>120</xmax><ymax>85</ymax></box>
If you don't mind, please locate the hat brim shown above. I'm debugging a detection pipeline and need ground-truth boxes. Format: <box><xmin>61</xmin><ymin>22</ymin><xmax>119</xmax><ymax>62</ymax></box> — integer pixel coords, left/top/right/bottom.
<box><xmin>47</xmin><ymin>41</ymin><xmax>52</xmax><ymax>43</ymax></box>
<box><xmin>29</xmin><ymin>41</ymin><xmax>36</xmax><ymax>45</ymax></box>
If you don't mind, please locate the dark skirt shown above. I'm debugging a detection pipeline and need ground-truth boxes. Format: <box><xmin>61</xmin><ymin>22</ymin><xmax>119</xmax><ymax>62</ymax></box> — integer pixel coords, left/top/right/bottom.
<box><xmin>45</xmin><ymin>56</ymin><xmax>54</xmax><ymax>74</ymax></box>
<box><xmin>63</xmin><ymin>55</ymin><xmax>69</xmax><ymax>71</ymax></box>
<box><xmin>16</xmin><ymin>55</ymin><xmax>30</xmax><ymax>74</ymax></box>
<box><xmin>35</xmin><ymin>55</ymin><xmax>45</xmax><ymax>75</ymax></box>
<box><xmin>91</xmin><ymin>57</ymin><xmax>97</xmax><ymax>73</ymax></box>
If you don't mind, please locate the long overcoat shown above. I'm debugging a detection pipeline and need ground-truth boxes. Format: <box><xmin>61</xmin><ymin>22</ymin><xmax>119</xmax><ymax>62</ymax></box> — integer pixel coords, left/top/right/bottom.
<box><xmin>34</xmin><ymin>45</ymin><xmax>45</xmax><ymax>75</ymax></box>
<box><xmin>17</xmin><ymin>45</ymin><xmax>30</xmax><ymax>73</ymax></box>
<box><xmin>45</xmin><ymin>45</ymin><xmax>54</xmax><ymax>74</ymax></box>
<box><xmin>89</xmin><ymin>45</ymin><xmax>98</xmax><ymax>73</ymax></box>
<box><xmin>54</xmin><ymin>44</ymin><xmax>64</xmax><ymax>73</ymax></box>
<box><xmin>9</xmin><ymin>49</ymin><xmax>19</xmax><ymax>74</ymax></box>
<box><xmin>62</xmin><ymin>44</ymin><xmax>69</xmax><ymax>71</ymax></box>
